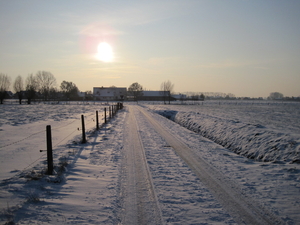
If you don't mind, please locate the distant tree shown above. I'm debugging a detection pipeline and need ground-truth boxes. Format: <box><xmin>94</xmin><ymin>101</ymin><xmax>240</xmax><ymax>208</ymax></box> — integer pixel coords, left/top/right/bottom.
<box><xmin>36</xmin><ymin>71</ymin><xmax>57</xmax><ymax>101</ymax></box>
<box><xmin>13</xmin><ymin>75</ymin><xmax>24</xmax><ymax>104</ymax></box>
<box><xmin>60</xmin><ymin>80</ymin><xmax>79</xmax><ymax>100</ymax></box>
<box><xmin>128</xmin><ymin>82</ymin><xmax>143</xmax><ymax>102</ymax></box>
<box><xmin>191</xmin><ymin>94</ymin><xmax>199</xmax><ymax>100</ymax></box>
<box><xmin>84</xmin><ymin>90</ymin><xmax>93</xmax><ymax>100</ymax></box>
<box><xmin>225</xmin><ymin>93</ymin><xmax>235</xmax><ymax>99</ymax></box>
<box><xmin>0</xmin><ymin>73</ymin><xmax>11</xmax><ymax>104</ymax></box>
<box><xmin>49</xmin><ymin>87</ymin><xmax>59</xmax><ymax>101</ymax></box>
<box><xmin>25</xmin><ymin>74</ymin><xmax>38</xmax><ymax>104</ymax></box>
<box><xmin>200</xmin><ymin>93</ymin><xmax>205</xmax><ymax>100</ymax></box>
<box><xmin>160</xmin><ymin>80</ymin><xmax>174</xmax><ymax>104</ymax></box>
<box><xmin>268</xmin><ymin>92</ymin><xmax>284</xmax><ymax>100</ymax></box>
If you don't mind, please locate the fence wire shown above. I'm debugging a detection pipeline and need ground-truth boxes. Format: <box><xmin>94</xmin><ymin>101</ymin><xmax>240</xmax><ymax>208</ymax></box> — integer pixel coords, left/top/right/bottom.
<box><xmin>1</xmin><ymin>105</ymin><xmax>120</xmax><ymax>182</ymax></box>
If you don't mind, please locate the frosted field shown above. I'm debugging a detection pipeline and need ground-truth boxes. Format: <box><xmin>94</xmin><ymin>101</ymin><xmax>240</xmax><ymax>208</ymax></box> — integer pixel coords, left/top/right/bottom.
<box><xmin>144</xmin><ymin>101</ymin><xmax>300</xmax><ymax>163</ymax></box>
<box><xmin>0</xmin><ymin>102</ymin><xmax>109</xmax><ymax>181</ymax></box>
<box><xmin>0</xmin><ymin>100</ymin><xmax>299</xmax><ymax>224</ymax></box>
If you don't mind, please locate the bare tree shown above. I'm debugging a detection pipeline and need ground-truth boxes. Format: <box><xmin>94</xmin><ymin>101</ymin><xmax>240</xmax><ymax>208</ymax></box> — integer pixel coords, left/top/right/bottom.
<box><xmin>0</xmin><ymin>73</ymin><xmax>11</xmax><ymax>104</ymax></box>
<box><xmin>160</xmin><ymin>80</ymin><xmax>174</xmax><ymax>104</ymax></box>
<box><xmin>13</xmin><ymin>75</ymin><xmax>24</xmax><ymax>104</ymax></box>
<box><xmin>25</xmin><ymin>74</ymin><xmax>38</xmax><ymax>104</ymax></box>
<box><xmin>268</xmin><ymin>92</ymin><xmax>284</xmax><ymax>100</ymax></box>
<box><xmin>128</xmin><ymin>82</ymin><xmax>143</xmax><ymax>102</ymax></box>
<box><xmin>36</xmin><ymin>71</ymin><xmax>57</xmax><ymax>101</ymax></box>
<box><xmin>60</xmin><ymin>80</ymin><xmax>79</xmax><ymax>100</ymax></box>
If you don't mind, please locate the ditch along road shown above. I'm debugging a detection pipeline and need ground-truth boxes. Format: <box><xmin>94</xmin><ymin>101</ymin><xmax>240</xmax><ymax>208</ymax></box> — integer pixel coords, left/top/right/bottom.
<box><xmin>120</xmin><ymin>105</ymin><xmax>282</xmax><ymax>225</ymax></box>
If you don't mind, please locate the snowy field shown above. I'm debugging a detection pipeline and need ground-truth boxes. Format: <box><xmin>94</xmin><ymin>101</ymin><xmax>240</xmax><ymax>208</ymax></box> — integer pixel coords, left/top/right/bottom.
<box><xmin>0</xmin><ymin>101</ymin><xmax>109</xmax><ymax>181</ymax></box>
<box><xmin>0</xmin><ymin>101</ymin><xmax>299</xmax><ymax>224</ymax></box>
<box><xmin>144</xmin><ymin>101</ymin><xmax>300</xmax><ymax>163</ymax></box>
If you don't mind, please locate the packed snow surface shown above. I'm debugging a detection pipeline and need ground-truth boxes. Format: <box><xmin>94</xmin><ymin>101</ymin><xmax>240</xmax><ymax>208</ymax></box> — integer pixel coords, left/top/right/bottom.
<box><xmin>0</xmin><ymin>101</ymin><xmax>299</xmax><ymax>224</ymax></box>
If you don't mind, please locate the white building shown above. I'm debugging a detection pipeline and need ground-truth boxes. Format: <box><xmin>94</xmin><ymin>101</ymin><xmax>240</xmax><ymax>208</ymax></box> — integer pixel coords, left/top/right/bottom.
<box><xmin>93</xmin><ymin>87</ymin><xmax>127</xmax><ymax>101</ymax></box>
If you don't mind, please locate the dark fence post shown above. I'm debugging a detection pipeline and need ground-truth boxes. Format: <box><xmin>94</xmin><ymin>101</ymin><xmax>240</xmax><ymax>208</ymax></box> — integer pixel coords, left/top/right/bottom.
<box><xmin>81</xmin><ymin>115</ymin><xmax>86</xmax><ymax>143</ymax></box>
<box><xmin>104</xmin><ymin>108</ymin><xmax>107</xmax><ymax>124</ymax></box>
<box><xmin>46</xmin><ymin>125</ymin><xmax>53</xmax><ymax>175</ymax></box>
<box><xmin>96</xmin><ymin>110</ymin><xmax>99</xmax><ymax>130</ymax></box>
<box><xmin>109</xmin><ymin>106</ymin><xmax>112</xmax><ymax>119</ymax></box>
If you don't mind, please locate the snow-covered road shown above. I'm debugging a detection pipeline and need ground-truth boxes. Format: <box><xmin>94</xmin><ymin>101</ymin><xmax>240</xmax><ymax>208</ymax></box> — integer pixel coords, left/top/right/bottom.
<box><xmin>1</xmin><ymin>103</ymin><xmax>298</xmax><ymax>224</ymax></box>
<box><xmin>120</xmin><ymin>106</ymin><xmax>163</xmax><ymax>224</ymax></box>
<box><xmin>136</xmin><ymin>105</ymin><xmax>280</xmax><ymax>224</ymax></box>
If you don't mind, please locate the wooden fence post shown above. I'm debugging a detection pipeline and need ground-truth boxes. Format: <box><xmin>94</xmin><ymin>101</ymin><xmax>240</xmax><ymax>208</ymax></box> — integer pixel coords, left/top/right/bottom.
<box><xmin>81</xmin><ymin>115</ymin><xmax>86</xmax><ymax>143</ymax></box>
<box><xmin>96</xmin><ymin>110</ymin><xmax>99</xmax><ymax>130</ymax></box>
<box><xmin>104</xmin><ymin>108</ymin><xmax>107</xmax><ymax>124</ymax></box>
<box><xmin>46</xmin><ymin>125</ymin><xmax>53</xmax><ymax>175</ymax></box>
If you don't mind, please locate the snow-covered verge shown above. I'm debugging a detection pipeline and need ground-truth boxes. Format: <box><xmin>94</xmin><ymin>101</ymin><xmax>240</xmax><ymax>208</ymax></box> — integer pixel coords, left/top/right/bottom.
<box><xmin>0</xmin><ymin>102</ymin><xmax>123</xmax><ymax>224</ymax></box>
<box><xmin>144</xmin><ymin>101</ymin><xmax>300</xmax><ymax>163</ymax></box>
<box><xmin>0</xmin><ymin>102</ymin><xmax>112</xmax><ymax>181</ymax></box>
<box><xmin>141</xmin><ymin>105</ymin><xmax>300</xmax><ymax>224</ymax></box>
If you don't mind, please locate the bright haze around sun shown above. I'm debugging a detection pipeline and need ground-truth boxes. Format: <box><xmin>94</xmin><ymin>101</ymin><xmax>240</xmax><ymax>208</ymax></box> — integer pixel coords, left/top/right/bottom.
<box><xmin>0</xmin><ymin>1</ymin><xmax>299</xmax><ymax>97</ymax></box>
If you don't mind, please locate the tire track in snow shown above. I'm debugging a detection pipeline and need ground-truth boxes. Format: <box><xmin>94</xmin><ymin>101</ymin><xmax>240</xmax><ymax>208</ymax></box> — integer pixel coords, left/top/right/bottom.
<box><xmin>121</xmin><ymin>106</ymin><xmax>163</xmax><ymax>225</ymax></box>
<box><xmin>137</xmin><ymin>106</ymin><xmax>283</xmax><ymax>225</ymax></box>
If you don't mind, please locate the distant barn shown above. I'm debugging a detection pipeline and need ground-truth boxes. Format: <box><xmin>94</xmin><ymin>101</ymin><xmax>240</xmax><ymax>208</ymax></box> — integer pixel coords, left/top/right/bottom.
<box><xmin>93</xmin><ymin>87</ymin><xmax>127</xmax><ymax>101</ymax></box>
<box><xmin>139</xmin><ymin>91</ymin><xmax>173</xmax><ymax>101</ymax></box>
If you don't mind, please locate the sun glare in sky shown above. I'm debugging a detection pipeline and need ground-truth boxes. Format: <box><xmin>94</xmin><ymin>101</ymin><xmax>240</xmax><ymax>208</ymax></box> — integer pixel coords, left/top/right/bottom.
<box><xmin>96</xmin><ymin>42</ymin><xmax>113</xmax><ymax>62</ymax></box>
<box><xmin>0</xmin><ymin>1</ymin><xmax>299</xmax><ymax>97</ymax></box>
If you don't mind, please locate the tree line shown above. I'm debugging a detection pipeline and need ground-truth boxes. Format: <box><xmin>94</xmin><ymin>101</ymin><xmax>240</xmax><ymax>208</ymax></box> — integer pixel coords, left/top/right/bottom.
<box><xmin>0</xmin><ymin>72</ymin><xmax>82</xmax><ymax>104</ymax></box>
<box><xmin>2</xmin><ymin>72</ymin><xmax>296</xmax><ymax>104</ymax></box>
<box><xmin>127</xmin><ymin>80</ymin><xmax>174</xmax><ymax>104</ymax></box>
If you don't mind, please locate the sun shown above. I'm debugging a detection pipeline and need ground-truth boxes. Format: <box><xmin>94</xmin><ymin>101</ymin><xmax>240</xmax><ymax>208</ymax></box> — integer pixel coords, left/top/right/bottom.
<box><xmin>96</xmin><ymin>42</ymin><xmax>113</xmax><ymax>62</ymax></box>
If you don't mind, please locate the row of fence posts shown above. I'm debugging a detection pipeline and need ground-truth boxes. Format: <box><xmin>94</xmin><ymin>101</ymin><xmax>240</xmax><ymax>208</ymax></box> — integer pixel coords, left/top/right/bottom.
<box><xmin>42</xmin><ymin>102</ymin><xmax>123</xmax><ymax>175</ymax></box>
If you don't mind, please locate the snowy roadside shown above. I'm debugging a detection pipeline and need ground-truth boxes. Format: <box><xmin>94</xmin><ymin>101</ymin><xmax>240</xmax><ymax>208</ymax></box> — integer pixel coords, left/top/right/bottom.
<box><xmin>1</xmin><ymin>103</ymin><xmax>125</xmax><ymax>224</ymax></box>
<box><xmin>141</xmin><ymin>102</ymin><xmax>300</xmax><ymax>224</ymax></box>
<box><xmin>0</xmin><ymin>102</ymin><xmax>299</xmax><ymax>224</ymax></box>
<box><xmin>0</xmin><ymin>103</ymin><xmax>109</xmax><ymax>181</ymax></box>
<box><xmin>145</xmin><ymin>102</ymin><xmax>300</xmax><ymax>163</ymax></box>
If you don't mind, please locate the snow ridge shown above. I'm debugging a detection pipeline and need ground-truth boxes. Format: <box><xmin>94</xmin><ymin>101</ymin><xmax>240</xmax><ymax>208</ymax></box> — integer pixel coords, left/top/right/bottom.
<box><xmin>156</xmin><ymin>110</ymin><xmax>300</xmax><ymax>163</ymax></box>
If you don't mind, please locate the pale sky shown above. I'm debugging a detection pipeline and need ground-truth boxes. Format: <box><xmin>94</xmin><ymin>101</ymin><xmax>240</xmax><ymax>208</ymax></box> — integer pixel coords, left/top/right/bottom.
<box><xmin>1</xmin><ymin>0</ymin><xmax>299</xmax><ymax>97</ymax></box>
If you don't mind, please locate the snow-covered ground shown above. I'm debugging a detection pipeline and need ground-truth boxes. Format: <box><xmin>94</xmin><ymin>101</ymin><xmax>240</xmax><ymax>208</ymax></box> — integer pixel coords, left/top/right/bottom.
<box><xmin>0</xmin><ymin>102</ymin><xmax>108</xmax><ymax>181</ymax></box>
<box><xmin>146</xmin><ymin>101</ymin><xmax>300</xmax><ymax>163</ymax></box>
<box><xmin>0</xmin><ymin>101</ymin><xmax>299</xmax><ymax>224</ymax></box>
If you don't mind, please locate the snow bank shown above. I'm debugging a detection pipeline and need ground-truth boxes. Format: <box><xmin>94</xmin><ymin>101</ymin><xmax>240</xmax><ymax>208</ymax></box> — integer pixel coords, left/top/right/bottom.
<box><xmin>151</xmin><ymin>103</ymin><xmax>300</xmax><ymax>163</ymax></box>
